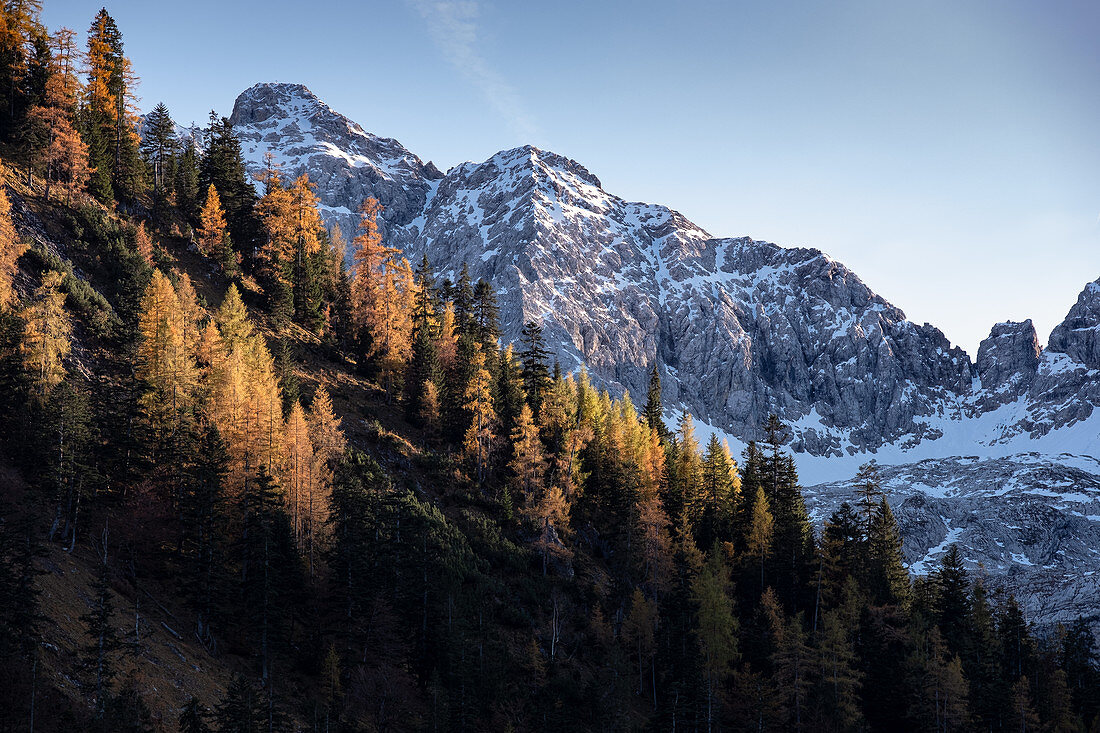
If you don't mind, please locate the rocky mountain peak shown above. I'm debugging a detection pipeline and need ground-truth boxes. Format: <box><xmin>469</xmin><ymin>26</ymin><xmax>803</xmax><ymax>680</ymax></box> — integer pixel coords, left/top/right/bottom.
<box><xmin>1048</xmin><ymin>278</ymin><xmax>1100</xmax><ymax>369</ymax></box>
<box><xmin>230</xmin><ymin>82</ymin><xmax>325</xmax><ymax>127</ymax></box>
<box><xmin>230</xmin><ymin>82</ymin><xmax>442</xmax><ymax>234</ymax></box>
<box><xmin>975</xmin><ymin>319</ymin><xmax>1041</xmax><ymax>392</ymax></box>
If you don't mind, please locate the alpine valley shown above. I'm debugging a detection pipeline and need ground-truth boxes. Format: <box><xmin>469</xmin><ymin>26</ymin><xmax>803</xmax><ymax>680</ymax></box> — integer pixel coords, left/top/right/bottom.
<box><xmin>228</xmin><ymin>82</ymin><xmax>1100</xmax><ymax>625</ymax></box>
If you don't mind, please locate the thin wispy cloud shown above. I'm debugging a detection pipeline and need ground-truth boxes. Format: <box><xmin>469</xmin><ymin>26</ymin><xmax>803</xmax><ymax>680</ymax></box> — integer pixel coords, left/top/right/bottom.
<box><xmin>406</xmin><ymin>0</ymin><xmax>543</xmax><ymax>144</ymax></box>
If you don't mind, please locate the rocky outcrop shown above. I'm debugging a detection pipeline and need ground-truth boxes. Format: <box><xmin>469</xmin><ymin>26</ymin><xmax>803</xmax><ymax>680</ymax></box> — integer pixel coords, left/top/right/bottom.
<box><xmin>1048</xmin><ymin>279</ymin><xmax>1100</xmax><ymax>369</ymax></box>
<box><xmin>974</xmin><ymin>320</ymin><xmax>1041</xmax><ymax>410</ymax></box>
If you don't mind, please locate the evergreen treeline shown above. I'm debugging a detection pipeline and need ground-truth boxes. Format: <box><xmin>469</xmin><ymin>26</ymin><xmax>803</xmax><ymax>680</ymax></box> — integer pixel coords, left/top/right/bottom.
<box><xmin>0</xmin><ymin>3</ymin><xmax>1097</xmax><ymax>732</ymax></box>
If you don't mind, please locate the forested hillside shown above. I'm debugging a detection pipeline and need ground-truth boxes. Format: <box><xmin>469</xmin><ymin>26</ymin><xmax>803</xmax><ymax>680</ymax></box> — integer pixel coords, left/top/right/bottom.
<box><xmin>0</xmin><ymin>4</ymin><xmax>1097</xmax><ymax>732</ymax></box>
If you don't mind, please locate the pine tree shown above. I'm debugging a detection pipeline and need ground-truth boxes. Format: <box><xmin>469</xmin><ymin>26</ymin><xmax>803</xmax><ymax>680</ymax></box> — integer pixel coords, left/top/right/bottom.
<box><xmin>451</xmin><ymin>263</ymin><xmax>474</xmax><ymax>334</ymax></box>
<box><xmin>696</xmin><ymin>434</ymin><xmax>739</xmax><ymax>549</ymax></box>
<box><xmin>866</xmin><ymin>497</ymin><xmax>909</xmax><ymax>607</ymax></box>
<box><xmin>199</xmin><ymin>113</ymin><xmax>257</xmax><ymax>256</ymax></box>
<box><xmin>997</xmin><ymin>595</ymin><xmax>1034</xmax><ymax>684</ymax></box>
<box><xmin>140</xmin><ymin>101</ymin><xmax>177</xmax><ymax>214</ymax></box>
<box><xmin>853</xmin><ymin>461</ymin><xmax>883</xmax><ymax>542</ymax></box>
<box><xmin>967</xmin><ymin>579</ymin><xmax>1006</xmax><ymax>729</ymax></box>
<box><xmin>19</xmin><ymin>269</ymin><xmax>70</xmax><ymax>401</ymax></box>
<box><xmin>623</xmin><ymin>588</ymin><xmax>659</xmax><ymax>707</ymax></box>
<box><xmin>405</xmin><ymin>254</ymin><xmax>441</xmax><ymax>422</ymax></box>
<box><xmin>238</xmin><ymin>466</ymin><xmax>300</xmax><ymax>686</ymax></box>
<box><xmin>471</xmin><ymin>278</ymin><xmax>500</xmax><ymax>350</ymax></box>
<box><xmin>213</xmin><ymin>675</ymin><xmax>264</xmax><ymax>733</ymax></box>
<box><xmin>761</xmin><ymin>414</ymin><xmax>813</xmax><ymax>610</ymax></box>
<box><xmin>178</xmin><ymin>696</ymin><xmax>212</xmax><ymax>733</ymax></box>
<box><xmin>81</xmin><ymin>538</ymin><xmax>122</xmax><ymax>719</ymax></box>
<box><xmin>692</xmin><ymin>549</ymin><xmax>738</xmax><ymax>731</ymax></box>
<box><xmin>175</xmin><ymin>136</ymin><xmax>200</xmax><ymax>220</ymax></box>
<box><xmin>180</xmin><ymin>424</ymin><xmax>229</xmax><ymax>648</ymax></box>
<box><xmin>518</xmin><ymin>320</ymin><xmax>551</xmax><ymax>417</ymax></box>
<box><xmin>936</xmin><ymin>545</ymin><xmax>971</xmax><ymax>657</ymax></box>
<box><xmin>670</xmin><ymin>411</ymin><xmax>702</xmax><ymax>535</ymax></box>
<box><xmin>764</xmin><ymin>589</ymin><xmax>812</xmax><ymax>731</ymax></box>
<box><xmin>643</xmin><ymin>362</ymin><xmax>664</xmax><ymax>436</ymax></box>
<box><xmin>809</xmin><ymin>585</ymin><xmax>864</xmax><ymax>732</ymax></box>
<box><xmin>1060</xmin><ymin>617</ymin><xmax>1099</xmax><ymax>725</ymax></box>
<box><xmin>908</xmin><ymin>627</ymin><xmax>970</xmax><ymax>733</ymax></box>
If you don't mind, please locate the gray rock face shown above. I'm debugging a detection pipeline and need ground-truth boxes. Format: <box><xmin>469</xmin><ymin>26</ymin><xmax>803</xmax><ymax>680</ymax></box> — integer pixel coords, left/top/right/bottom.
<box><xmin>222</xmin><ymin>82</ymin><xmax>1100</xmax><ymax>461</ymax></box>
<box><xmin>228</xmin><ymin>83</ymin><xmax>442</xmax><ymax>240</ymax></box>
<box><xmin>805</xmin><ymin>455</ymin><xmax>1100</xmax><ymax>624</ymax></box>
<box><xmin>1049</xmin><ymin>279</ymin><xmax>1100</xmax><ymax>369</ymax></box>
<box><xmin>975</xmin><ymin>320</ymin><xmax>1041</xmax><ymax>409</ymax></box>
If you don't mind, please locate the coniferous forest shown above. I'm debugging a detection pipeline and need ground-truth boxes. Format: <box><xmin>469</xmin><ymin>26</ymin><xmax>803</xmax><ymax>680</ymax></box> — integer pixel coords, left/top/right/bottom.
<box><xmin>0</xmin><ymin>3</ymin><xmax>1097</xmax><ymax>732</ymax></box>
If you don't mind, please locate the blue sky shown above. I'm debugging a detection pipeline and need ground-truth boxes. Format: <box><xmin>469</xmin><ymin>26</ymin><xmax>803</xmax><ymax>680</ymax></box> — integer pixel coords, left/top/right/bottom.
<box><xmin>43</xmin><ymin>0</ymin><xmax>1099</xmax><ymax>355</ymax></box>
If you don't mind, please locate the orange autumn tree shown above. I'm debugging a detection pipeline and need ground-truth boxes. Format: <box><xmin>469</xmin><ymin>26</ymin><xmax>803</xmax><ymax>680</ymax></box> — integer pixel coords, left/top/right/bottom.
<box><xmin>462</xmin><ymin>344</ymin><xmax>495</xmax><ymax>487</ymax></box>
<box><xmin>83</xmin><ymin>8</ymin><xmax>144</xmax><ymax>201</ymax></box>
<box><xmin>255</xmin><ymin>172</ymin><xmax>323</xmax><ymax>324</ymax></box>
<box><xmin>304</xmin><ymin>386</ymin><xmax>345</xmax><ymax>576</ymax></box>
<box><xmin>20</xmin><ymin>270</ymin><xmax>72</xmax><ymax>401</ymax></box>
<box><xmin>0</xmin><ymin>169</ymin><xmax>26</xmax><ymax>311</ymax></box>
<box><xmin>136</xmin><ymin>270</ymin><xmax>199</xmax><ymax>464</ymax></box>
<box><xmin>205</xmin><ymin>285</ymin><xmax>285</xmax><ymax>497</ymax></box>
<box><xmin>198</xmin><ymin>184</ymin><xmax>236</xmax><ymax>275</ymax></box>
<box><xmin>26</xmin><ymin>31</ymin><xmax>90</xmax><ymax>203</ymax></box>
<box><xmin>510</xmin><ymin>402</ymin><xmax>546</xmax><ymax>520</ymax></box>
<box><xmin>133</xmin><ymin>221</ymin><xmax>154</xmax><ymax>266</ymax></box>
<box><xmin>283</xmin><ymin>400</ymin><xmax>314</xmax><ymax>550</ymax></box>
<box><xmin>350</xmin><ymin>197</ymin><xmax>415</xmax><ymax>395</ymax></box>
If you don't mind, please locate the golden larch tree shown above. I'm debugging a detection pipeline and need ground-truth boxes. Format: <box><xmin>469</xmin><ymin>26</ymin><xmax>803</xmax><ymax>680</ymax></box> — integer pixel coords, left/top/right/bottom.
<box><xmin>20</xmin><ymin>270</ymin><xmax>72</xmax><ymax>401</ymax></box>
<box><xmin>350</xmin><ymin>197</ymin><xmax>415</xmax><ymax>394</ymax></box>
<box><xmin>510</xmin><ymin>403</ymin><xmax>546</xmax><ymax>518</ymax></box>
<box><xmin>0</xmin><ymin>177</ymin><xmax>26</xmax><ymax>311</ymax></box>
<box><xmin>306</xmin><ymin>386</ymin><xmax>345</xmax><ymax>576</ymax></box>
<box><xmin>173</xmin><ymin>272</ymin><xmax>204</xmax><ymax>361</ymax></box>
<box><xmin>133</xmin><ymin>221</ymin><xmax>154</xmax><ymax>266</ymax></box>
<box><xmin>284</xmin><ymin>400</ymin><xmax>314</xmax><ymax>549</ymax></box>
<box><xmin>198</xmin><ymin>184</ymin><xmax>234</xmax><ymax>272</ymax></box>
<box><xmin>136</xmin><ymin>269</ymin><xmax>198</xmax><ymax>454</ymax></box>
<box><xmin>462</xmin><ymin>344</ymin><xmax>495</xmax><ymax>487</ymax></box>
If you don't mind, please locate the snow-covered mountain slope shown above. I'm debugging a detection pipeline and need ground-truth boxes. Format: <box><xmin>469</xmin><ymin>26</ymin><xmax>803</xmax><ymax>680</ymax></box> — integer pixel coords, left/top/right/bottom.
<box><xmin>225</xmin><ymin>83</ymin><xmax>1099</xmax><ymax>457</ymax></box>
<box><xmin>229</xmin><ymin>83</ymin><xmax>442</xmax><ymax>236</ymax></box>
<box><xmin>218</xmin><ymin>82</ymin><xmax>1100</xmax><ymax>619</ymax></box>
<box><xmin>805</xmin><ymin>454</ymin><xmax>1100</xmax><ymax>624</ymax></box>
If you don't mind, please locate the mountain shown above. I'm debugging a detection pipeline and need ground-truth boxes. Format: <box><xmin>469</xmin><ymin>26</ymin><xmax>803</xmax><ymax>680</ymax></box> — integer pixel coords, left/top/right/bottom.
<box><xmin>805</xmin><ymin>453</ymin><xmax>1100</xmax><ymax>624</ymax></box>
<box><xmin>227</xmin><ymin>83</ymin><xmax>1100</xmax><ymax>454</ymax></box>
<box><xmin>224</xmin><ymin>82</ymin><xmax>1100</xmax><ymax>619</ymax></box>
